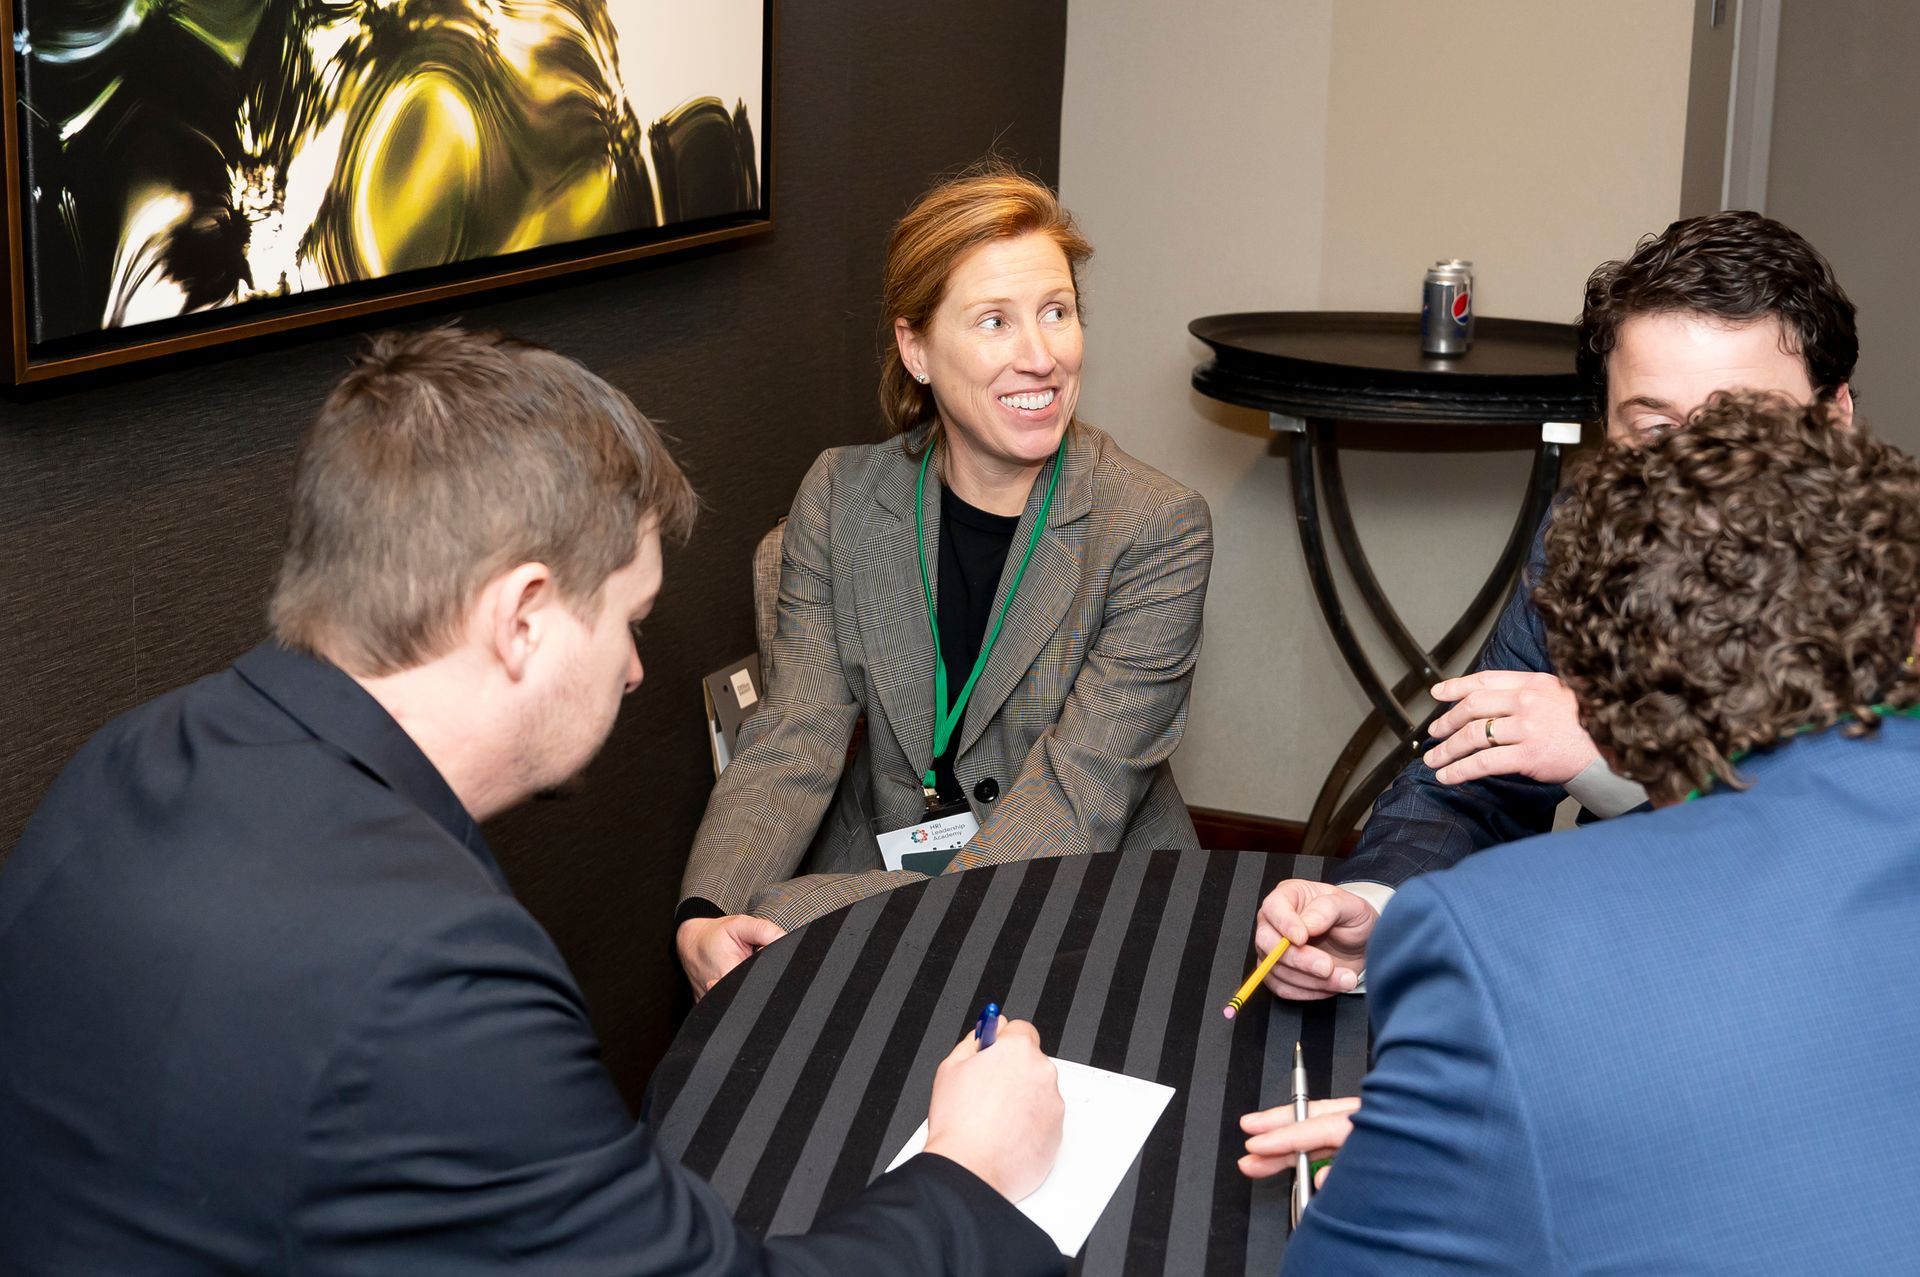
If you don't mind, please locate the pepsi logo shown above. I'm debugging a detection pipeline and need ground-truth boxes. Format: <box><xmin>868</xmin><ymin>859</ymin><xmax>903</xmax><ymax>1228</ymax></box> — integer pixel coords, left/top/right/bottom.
<box><xmin>1451</xmin><ymin>291</ymin><xmax>1471</xmax><ymax>326</ymax></box>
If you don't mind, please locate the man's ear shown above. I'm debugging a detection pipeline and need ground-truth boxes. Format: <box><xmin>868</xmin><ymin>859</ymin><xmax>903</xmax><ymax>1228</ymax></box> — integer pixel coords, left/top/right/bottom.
<box><xmin>894</xmin><ymin>317</ymin><xmax>924</xmax><ymax>383</ymax></box>
<box><xmin>479</xmin><ymin>562</ymin><xmax>556</xmax><ymax>682</ymax></box>
<box><xmin>1830</xmin><ymin>382</ymin><xmax>1856</xmax><ymax>429</ymax></box>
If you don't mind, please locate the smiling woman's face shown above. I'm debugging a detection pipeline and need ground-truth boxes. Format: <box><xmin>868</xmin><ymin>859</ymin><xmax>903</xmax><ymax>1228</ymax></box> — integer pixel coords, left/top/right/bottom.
<box><xmin>897</xmin><ymin>230</ymin><xmax>1083</xmax><ymax>482</ymax></box>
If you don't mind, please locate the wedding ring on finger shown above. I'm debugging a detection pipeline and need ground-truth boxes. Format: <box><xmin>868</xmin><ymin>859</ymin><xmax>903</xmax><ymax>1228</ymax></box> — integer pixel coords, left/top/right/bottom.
<box><xmin>1485</xmin><ymin>717</ymin><xmax>1500</xmax><ymax>747</ymax></box>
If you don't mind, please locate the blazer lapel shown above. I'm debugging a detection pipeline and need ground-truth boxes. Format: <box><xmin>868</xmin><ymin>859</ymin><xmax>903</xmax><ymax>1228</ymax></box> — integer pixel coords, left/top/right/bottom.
<box><xmin>953</xmin><ymin>424</ymin><xmax>1094</xmax><ymax>759</ymax></box>
<box><xmin>861</xmin><ymin>433</ymin><xmax>941</xmax><ymax>780</ymax></box>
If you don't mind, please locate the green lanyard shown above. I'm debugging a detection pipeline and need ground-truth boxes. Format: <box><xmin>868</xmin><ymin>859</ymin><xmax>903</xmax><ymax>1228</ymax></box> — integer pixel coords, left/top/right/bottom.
<box><xmin>915</xmin><ymin>435</ymin><xmax>1066</xmax><ymax>799</ymax></box>
<box><xmin>1682</xmin><ymin>702</ymin><xmax>1920</xmax><ymax>802</ymax></box>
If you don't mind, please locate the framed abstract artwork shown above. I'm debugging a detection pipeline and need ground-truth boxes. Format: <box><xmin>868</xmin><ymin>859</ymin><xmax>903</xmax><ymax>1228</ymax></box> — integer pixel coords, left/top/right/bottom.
<box><xmin>0</xmin><ymin>0</ymin><xmax>772</xmax><ymax>383</ymax></box>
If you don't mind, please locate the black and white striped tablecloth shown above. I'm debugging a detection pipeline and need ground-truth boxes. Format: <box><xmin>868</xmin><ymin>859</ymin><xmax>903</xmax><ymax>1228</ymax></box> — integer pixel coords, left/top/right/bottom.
<box><xmin>645</xmin><ymin>849</ymin><xmax>1371</xmax><ymax>1275</ymax></box>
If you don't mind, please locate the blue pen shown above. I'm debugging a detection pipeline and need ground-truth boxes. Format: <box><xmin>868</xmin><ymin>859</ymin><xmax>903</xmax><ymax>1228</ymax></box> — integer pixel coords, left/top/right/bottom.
<box><xmin>973</xmin><ymin>1001</ymin><xmax>1000</xmax><ymax>1047</ymax></box>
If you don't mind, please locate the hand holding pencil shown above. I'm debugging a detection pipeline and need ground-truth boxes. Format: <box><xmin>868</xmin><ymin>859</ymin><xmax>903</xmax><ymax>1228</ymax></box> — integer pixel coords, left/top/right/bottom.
<box><xmin>1222</xmin><ymin>881</ymin><xmax>1371</xmax><ymax>1194</ymax></box>
<box><xmin>1250</xmin><ymin>879</ymin><xmax>1378</xmax><ymax>1001</ymax></box>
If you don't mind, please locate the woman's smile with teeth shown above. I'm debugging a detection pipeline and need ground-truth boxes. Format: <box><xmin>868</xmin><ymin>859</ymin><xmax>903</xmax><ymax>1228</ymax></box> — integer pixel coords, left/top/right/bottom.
<box><xmin>999</xmin><ymin>389</ymin><xmax>1055</xmax><ymax>410</ymax></box>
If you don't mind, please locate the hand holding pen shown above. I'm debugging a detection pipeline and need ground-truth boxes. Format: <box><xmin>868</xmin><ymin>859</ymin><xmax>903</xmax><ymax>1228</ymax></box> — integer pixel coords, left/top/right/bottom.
<box><xmin>1238</xmin><ymin>1096</ymin><xmax>1357</xmax><ymax>1185</ymax></box>
<box><xmin>922</xmin><ymin>1003</ymin><xmax>1063</xmax><ymax>1203</ymax></box>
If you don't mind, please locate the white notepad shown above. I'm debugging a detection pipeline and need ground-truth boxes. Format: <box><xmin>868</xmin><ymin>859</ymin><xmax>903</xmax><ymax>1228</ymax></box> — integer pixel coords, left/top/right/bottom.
<box><xmin>886</xmin><ymin>1057</ymin><xmax>1176</xmax><ymax>1256</ymax></box>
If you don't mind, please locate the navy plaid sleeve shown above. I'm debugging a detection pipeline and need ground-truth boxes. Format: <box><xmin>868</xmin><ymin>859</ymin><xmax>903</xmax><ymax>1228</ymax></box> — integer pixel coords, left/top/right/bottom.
<box><xmin>1334</xmin><ymin>522</ymin><xmax>1566</xmax><ymax>888</ymax></box>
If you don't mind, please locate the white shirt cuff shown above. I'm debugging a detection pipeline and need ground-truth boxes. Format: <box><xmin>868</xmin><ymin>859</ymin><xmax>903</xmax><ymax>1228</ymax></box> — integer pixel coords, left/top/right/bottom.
<box><xmin>1340</xmin><ymin>879</ymin><xmax>1396</xmax><ymax>919</ymax></box>
<box><xmin>1336</xmin><ymin>880</ymin><xmax>1396</xmax><ymax>996</ymax></box>
<box><xmin>1563</xmin><ymin>757</ymin><xmax>1650</xmax><ymax>819</ymax></box>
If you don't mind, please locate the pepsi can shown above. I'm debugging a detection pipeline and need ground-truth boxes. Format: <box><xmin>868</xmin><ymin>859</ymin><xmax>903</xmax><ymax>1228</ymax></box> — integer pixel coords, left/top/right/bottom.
<box><xmin>1420</xmin><ymin>259</ymin><xmax>1474</xmax><ymax>356</ymax></box>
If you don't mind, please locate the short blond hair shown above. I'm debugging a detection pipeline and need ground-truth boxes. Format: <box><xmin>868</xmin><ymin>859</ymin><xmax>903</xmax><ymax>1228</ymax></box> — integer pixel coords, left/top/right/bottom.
<box><xmin>271</xmin><ymin>327</ymin><xmax>696</xmax><ymax>676</ymax></box>
<box><xmin>879</xmin><ymin>165</ymin><xmax>1092</xmax><ymax>436</ymax></box>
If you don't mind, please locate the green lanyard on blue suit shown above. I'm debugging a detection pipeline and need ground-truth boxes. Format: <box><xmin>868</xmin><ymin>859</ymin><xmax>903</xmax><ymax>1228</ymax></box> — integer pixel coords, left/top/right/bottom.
<box><xmin>914</xmin><ymin>434</ymin><xmax>1066</xmax><ymax>802</ymax></box>
<box><xmin>1681</xmin><ymin>702</ymin><xmax>1920</xmax><ymax>802</ymax></box>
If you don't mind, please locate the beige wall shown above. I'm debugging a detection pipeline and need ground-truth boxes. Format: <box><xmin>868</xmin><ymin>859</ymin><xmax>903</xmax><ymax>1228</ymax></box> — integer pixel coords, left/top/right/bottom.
<box><xmin>1061</xmin><ymin>1</ymin><xmax>1693</xmax><ymax>820</ymax></box>
<box><xmin>1060</xmin><ymin>1</ymin><xmax>1336</xmax><ymax>817</ymax></box>
<box><xmin>1320</xmin><ymin>2</ymin><xmax>1694</xmax><ymax>322</ymax></box>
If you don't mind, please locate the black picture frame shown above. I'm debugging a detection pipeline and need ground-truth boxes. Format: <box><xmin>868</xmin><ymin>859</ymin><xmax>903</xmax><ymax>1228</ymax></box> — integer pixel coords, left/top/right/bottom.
<box><xmin>1</xmin><ymin>0</ymin><xmax>774</xmax><ymax>384</ymax></box>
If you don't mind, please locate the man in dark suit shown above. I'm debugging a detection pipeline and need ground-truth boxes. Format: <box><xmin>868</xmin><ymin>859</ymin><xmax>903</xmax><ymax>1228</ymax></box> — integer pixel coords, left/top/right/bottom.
<box><xmin>1247</xmin><ymin>211</ymin><xmax>1862</xmax><ymax>1005</ymax></box>
<box><xmin>1280</xmin><ymin>391</ymin><xmax>1920</xmax><ymax>1271</ymax></box>
<box><xmin>0</xmin><ymin>328</ymin><xmax>1065</xmax><ymax>1275</ymax></box>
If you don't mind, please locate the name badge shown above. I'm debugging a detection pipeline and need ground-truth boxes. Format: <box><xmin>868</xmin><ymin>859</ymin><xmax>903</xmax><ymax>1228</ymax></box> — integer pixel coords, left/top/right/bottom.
<box><xmin>876</xmin><ymin>804</ymin><xmax>980</xmax><ymax>876</ymax></box>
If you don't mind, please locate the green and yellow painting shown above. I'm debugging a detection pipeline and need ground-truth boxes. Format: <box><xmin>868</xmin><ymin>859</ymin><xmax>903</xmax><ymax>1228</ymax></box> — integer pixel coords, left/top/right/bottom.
<box><xmin>13</xmin><ymin>0</ymin><xmax>764</xmax><ymax>343</ymax></box>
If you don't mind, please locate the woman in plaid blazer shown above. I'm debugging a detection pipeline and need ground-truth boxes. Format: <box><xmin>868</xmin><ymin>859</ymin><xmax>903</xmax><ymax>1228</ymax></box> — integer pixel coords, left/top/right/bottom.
<box><xmin>677</xmin><ymin>169</ymin><xmax>1212</xmax><ymax>992</ymax></box>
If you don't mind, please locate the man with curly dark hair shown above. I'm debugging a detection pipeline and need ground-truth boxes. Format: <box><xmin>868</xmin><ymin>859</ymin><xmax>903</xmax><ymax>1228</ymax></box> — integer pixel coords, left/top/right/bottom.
<box><xmin>1238</xmin><ymin>212</ymin><xmax>1865</xmax><ymax>1186</ymax></box>
<box><xmin>1280</xmin><ymin>390</ymin><xmax>1920</xmax><ymax>1273</ymax></box>
<box><xmin>1246</xmin><ymin>211</ymin><xmax>1860</xmax><ymax>1002</ymax></box>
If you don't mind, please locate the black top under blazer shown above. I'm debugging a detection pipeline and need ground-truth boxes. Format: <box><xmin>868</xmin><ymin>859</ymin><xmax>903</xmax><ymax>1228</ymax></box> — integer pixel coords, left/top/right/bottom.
<box><xmin>683</xmin><ymin>420</ymin><xmax>1214</xmax><ymax>930</ymax></box>
<box><xmin>0</xmin><ymin>642</ymin><xmax>1059</xmax><ymax>1276</ymax></box>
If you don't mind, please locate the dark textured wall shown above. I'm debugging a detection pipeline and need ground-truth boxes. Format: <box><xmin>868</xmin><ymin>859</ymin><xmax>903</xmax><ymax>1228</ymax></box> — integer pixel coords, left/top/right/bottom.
<box><xmin>0</xmin><ymin>3</ymin><xmax>1068</xmax><ymax>1106</ymax></box>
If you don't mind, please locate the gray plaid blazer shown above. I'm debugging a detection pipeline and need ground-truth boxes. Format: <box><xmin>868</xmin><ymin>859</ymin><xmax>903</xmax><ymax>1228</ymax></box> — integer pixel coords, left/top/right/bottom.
<box><xmin>681</xmin><ymin>421</ymin><xmax>1213</xmax><ymax>930</ymax></box>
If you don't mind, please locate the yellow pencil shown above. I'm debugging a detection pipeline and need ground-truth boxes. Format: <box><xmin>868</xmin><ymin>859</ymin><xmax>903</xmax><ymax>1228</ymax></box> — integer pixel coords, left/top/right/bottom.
<box><xmin>1222</xmin><ymin>936</ymin><xmax>1290</xmax><ymax>1020</ymax></box>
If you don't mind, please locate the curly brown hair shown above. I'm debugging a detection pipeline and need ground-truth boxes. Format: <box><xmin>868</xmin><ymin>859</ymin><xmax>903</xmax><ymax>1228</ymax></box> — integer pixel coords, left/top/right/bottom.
<box><xmin>1576</xmin><ymin>211</ymin><xmax>1857</xmax><ymax>419</ymax></box>
<box><xmin>1534</xmin><ymin>390</ymin><xmax>1920</xmax><ymax>804</ymax></box>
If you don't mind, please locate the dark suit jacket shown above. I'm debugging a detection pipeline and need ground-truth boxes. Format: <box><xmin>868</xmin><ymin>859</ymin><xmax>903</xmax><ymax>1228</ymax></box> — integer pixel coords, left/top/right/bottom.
<box><xmin>1337</xmin><ymin>522</ymin><xmax>1567</xmax><ymax>887</ymax></box>
<box><xmin>1286</xmin><ymin>717</ymin><xmax>1920</xmax><ymax>1274</ymax></box>
<box><xmin>0</xmin><ymin>642</ymin><xmax>1059</xmax><ymax>1276</ymax></box>
<box><xmin>684</xmin><ymin>421</ymin><xmax>1212</xmax><ymax>930</ymax></box>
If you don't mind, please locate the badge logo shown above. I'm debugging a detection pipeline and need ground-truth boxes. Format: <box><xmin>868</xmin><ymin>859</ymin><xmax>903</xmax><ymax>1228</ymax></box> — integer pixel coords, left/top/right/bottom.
<box><xmin>909</xmin><ymin>828</ymin><xmax>932</xmax><ymax>844</ymax></box>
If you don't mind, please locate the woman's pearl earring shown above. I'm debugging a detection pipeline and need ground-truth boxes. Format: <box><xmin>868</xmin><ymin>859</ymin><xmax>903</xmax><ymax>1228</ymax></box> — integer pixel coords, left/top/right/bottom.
<box><xmin>915</xmin><ymin>373</ymin><xmax>929</xmax><ymax>384</ymax></box>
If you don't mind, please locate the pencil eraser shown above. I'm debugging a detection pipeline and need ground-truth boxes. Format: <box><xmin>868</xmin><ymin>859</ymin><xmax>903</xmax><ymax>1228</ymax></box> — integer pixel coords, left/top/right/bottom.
<box><xmin>1222</xmin><ymin>1006</ymin><xmax>1236</xmax><ymax>1021</ymax></box>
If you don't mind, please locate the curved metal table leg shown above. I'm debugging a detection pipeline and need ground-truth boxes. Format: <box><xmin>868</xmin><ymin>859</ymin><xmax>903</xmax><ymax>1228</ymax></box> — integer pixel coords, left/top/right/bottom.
<box><xmin>1315</xmin><ymin>422</ymin><xmax>1444</xmax><ymax>685</ymax></box>
<box><xmin>1301</xmin><ymin>432</ymin><xmax>1562</xmax><ymax>848</ymax></box>
<box><xmin>1291</xmin><ymin>424</ymin><xmax>1563</xmax><ymax>856</ymax></box>
<box><xmin>1285</xmin><ymin>425</ymin><xmax>1415</xmax><ymax>737</ymax></box>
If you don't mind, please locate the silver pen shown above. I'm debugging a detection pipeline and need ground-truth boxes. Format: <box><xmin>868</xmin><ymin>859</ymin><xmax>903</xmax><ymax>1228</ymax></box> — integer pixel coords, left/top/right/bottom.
<box><xmin>1290</xmin><ymin>1041</ymin><xmax>1313</xmax><ymax>1229</ymax></box>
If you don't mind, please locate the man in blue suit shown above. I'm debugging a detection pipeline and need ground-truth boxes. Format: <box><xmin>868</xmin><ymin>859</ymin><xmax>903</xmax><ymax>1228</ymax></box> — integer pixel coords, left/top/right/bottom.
<box><xmin>1249</xmin><ymin>211</ymin><xmax>1862</xmax><ymax>1004</ymax></box>
<box><xmin>0</xmin><ymin>328</ymin><xmax>1066</xmax><ymax>1275</ymax></box>
<box><xmin>1280</xmin><ymin>391</ymin><xmax>1920</xmax><ymax>1272</ymax></box>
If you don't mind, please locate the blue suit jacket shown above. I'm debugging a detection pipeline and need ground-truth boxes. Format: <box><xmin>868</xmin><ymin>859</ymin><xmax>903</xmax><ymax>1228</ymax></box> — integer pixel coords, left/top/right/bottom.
<box><xmin>1286</xmin><ymin>717</ymin><xmax>1920</xmax><ymax>1274</ymax></box>
<box><xmin>1338</xmin><ymin>523</ymin><xmax>1568</xmax><ymax>887</ymax></box>
<box><xmin>0</xmin><ymin>642</ymin><xmax>1058</xmax><ymax>1276</ymax></box>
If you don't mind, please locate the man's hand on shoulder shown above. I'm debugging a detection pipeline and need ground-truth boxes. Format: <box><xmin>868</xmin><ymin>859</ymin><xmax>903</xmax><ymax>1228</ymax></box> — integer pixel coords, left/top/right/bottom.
<box><xmin>923</xmin><ymin>1017</ymin><xmax>1063</xmax><ymax>1203</ymax></box>
<box><xmin>1424</xmin><ymin>670</ymin><xmax>1600</xmax><ymax>786</ymax></box>
<box><xmin>1254</xmin><ymin>880</ymin><xmax>1376</xmax><ymax>1000</ymax></box>
<box><xmin>676</xmin><ymin>914</ymin><xmax>785</xmax><ymax>997</ymax></box>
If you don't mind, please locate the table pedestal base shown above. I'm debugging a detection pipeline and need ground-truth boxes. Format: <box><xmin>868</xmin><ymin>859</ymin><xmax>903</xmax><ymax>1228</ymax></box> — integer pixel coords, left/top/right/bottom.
<box><xmin>1275</xmin><ymin>414</ymin><xmax>1564</xmax><ymax>856</ymax></box>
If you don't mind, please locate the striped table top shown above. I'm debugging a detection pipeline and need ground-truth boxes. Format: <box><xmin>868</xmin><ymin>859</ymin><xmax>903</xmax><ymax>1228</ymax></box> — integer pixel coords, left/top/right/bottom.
<box><xmin>645</xmin><ymin>849</ymin><xmax>1371</xmax><ymax>1275</ymax></box>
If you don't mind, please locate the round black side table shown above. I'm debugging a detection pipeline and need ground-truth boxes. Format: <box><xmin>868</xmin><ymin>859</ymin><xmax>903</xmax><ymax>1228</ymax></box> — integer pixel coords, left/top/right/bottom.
<box><xmin>1190</xmin><ymin>311</ymin><xmax>1591</xmax><ymax>856</ymax></box>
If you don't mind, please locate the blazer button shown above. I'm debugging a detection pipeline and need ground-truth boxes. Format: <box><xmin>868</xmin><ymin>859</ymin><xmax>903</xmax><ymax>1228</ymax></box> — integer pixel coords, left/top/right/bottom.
<box><xmin>973</xmin><ymin>777</ymin><xmax>999</xmax><ymax>804</ymax></box>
